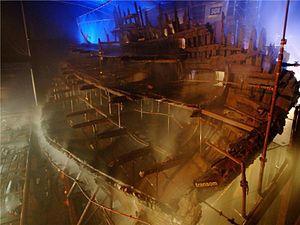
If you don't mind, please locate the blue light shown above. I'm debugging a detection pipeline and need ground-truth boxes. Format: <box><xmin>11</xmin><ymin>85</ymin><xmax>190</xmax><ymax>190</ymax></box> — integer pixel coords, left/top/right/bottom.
<box><xmin>76</xmin><ymin>1</ymin><xmax>163</xmax><ymax>44</ymax></box>
<box><xmin>77</xmin><ymin>17</ymin><xmax>115</xmax><ymax>44</ymax></box>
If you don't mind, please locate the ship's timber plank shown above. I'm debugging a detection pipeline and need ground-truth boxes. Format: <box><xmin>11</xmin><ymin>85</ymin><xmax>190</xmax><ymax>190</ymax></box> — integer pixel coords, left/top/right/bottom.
<box><xmin>139</xmin><ymin>155</ymin><xmax>189</xmax><ymax>177</ymax></box>
<box><xmin>96</xmin><ymin>128</ymin><xmax>127</xmax><ymax>139</ymax></box>
<box><xmin>108</xmin><ymin>146</ymin><xmax>152</xmax><ymax>167</ymax></box>
<box><xmin>72</xmin><ymin>71</ymin><xmax>126</xmax><ymax>97</ymax></box>
<box><xmin>80</xmin><ymin>84</ymin><xmax>97</xmax><ymax>90</ymax></box>
<box><xmin>230</xmin><ymin>63</ymin><xmax>262</xmax><ymax>74</ymax></box>
<box><xmin>191</xmin><ymin>109</ymin><xmax>254</xmax><ymax>132</ymax></box>
<box><xmin>51</xmin><ymin>95</ymin><xmax>78</xmax><ymax>102</ymax></box>
<box><xmin>63</xmin><ymin>70</ymin><xmax>73</xmax><ymax>75</ymax></box>
<box><xmin>246</xmin><ymin>77</ymin><xmax>274</xmax><ymax>86</ymax></box>
<box><xmin>52</xmin><ymin>89</ymin><xmax>71</xmax><ymax>94</ymax></box>
<box><xmin>69</xmin><ymin>79</ymin><xmax>86</xmax><ymax>85</ymax></box>
<box><xmin>71</xmin><ymin>118</ymin><xmax>108</xmax><ymax>129</ymax></box>
<box><xmin>110</xmin><ymin>96</ymin><xmax>130</xmax><ymax>104</ymax></box>
<box><xmin>66</xmin><ymin>108</ymin><xmax>95</xmax><ymax>117</ymax></box>
<box><xmin>123</xmin><ymin>59</ymin><xmax>178</xmax><ymax>63</ymax></box>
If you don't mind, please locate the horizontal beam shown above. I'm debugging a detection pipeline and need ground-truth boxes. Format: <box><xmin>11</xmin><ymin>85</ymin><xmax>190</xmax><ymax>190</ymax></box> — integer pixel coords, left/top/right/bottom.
<box><xmin>71</xmin><ymin>118</ymin><xmax>108</xmax><ymax>129</ymax></box>
<box><xmin>139</xmin><ymin>154</ymin><xmax>188</xmax><ymax>177</ymax></box>
<box><xmin>66</xmin><ymin>109</ymin><xmax>95</xmax><ymax>117</ymax></box>
<box><xmin>191</xmin><ymin>109</ymin><xmax>254</xmax><ymax>132</ymax></box>
<box><xmin>80</xmin><ymin>84</ymin><xmax>97</xmax><ymax>91</ymax></box>
<box><xmin>96</xmin><ymin>128</ymin><xmax>127</xmax><ymax>139</ymax></box>
<box><xmin>108</xmin><ymin>146</ymin><xmax>152</xmax><ymax>167</ymax></box>
<box><xmin>52</xmin><ymin>89</ymin><xmax>71</xmax><ymax>94</ymax></box>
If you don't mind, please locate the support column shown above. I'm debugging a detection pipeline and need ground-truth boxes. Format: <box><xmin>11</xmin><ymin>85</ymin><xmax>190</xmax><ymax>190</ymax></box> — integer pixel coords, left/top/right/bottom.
<box><xmin>99</xmin><ymin>89</ymin><xmax>103</xmax><ymax>105</ymax></box>
<box><xmin>118</xmin><ymin>103</ymin><xmax>121</xmax><ymax>127</ymax></box>
<box><xmin>70</xmin><ymin>99</ymin><xmax>74</xmax><ymax>112</ymax></box>
<box><xmin>199</xmin><ymin>118</ymin><xmax>202</xmax><ymax>153</ymax></box>
<box><xmin>258</xmin><ymin>0</ymin><xmax>290</xmax><ymax>195</ymax></box>
<box><xmin>140</xmin><ymin>100</ymin><xmax>143</xmax><ymax>120</ymax></box>
<box><xmin>167</xmin><ymin>104</ymin><xmax>170</xmax><ymax>135</ymax></box>
<box><xmin>108</xmin><ymin>93</ymin><xmax>112</xmax><ymax>115</ymax></box>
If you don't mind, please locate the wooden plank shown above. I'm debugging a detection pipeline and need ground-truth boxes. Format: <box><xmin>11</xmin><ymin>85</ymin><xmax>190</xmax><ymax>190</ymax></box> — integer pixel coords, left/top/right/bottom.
<box><xmin>108</xmin><ymin>146</ymin><xmax>151</xmax><ymax>167</ymax></box>
<box><xmin>71</xmin><ymin>118</ymin><xmax>108</xmax><ymax>129</ymax></box>
<box><xmin>247</xmin><ymin>77</ymin><xmax>274</xmax><ymax>86</ymax></box>
<box><xmin>52</xmin><ymin>89</ymin><xmax>71</xmax><ymax>94</ymax></box>
<box><xmin>191</xmin><ymin>109</ymin><xmax>254</xmax><ymax>132</ymax></box>
<box><xmin>110</xmin><ymin>96</ymin><xmax>129</xmax><ymax>104</ymax></box>
<box><xmin>139</xmin><ymin>154</ymin><xmax>188</xmax><ymax>177</ymax></box>
<box><xmin>80</xmin><ymin>84</ymin><xmax>97</xmax><ymax>91</ymax></box>
<box><xmin>96</xmin><ymin>128</ymin><xmax>127</xmax><ymax>139</ymax></box>
<box><xmin>66</xmin><ymin>108</ymin><xmax>95</xmax><ymax>117</ymax></box>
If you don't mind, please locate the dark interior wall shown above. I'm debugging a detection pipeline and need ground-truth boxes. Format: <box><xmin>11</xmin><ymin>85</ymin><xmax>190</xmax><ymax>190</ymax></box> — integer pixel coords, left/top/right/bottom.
<box><xmin>1</xmin><ymin>1</ymin><xmax>86</xmax><ymax>59</ymax></box>
<box><xmin>1</xmin><ymin>2</ymin><xmax>28</xmax><ymax>58</ymax></box>
<box><xmin>23</xmin><ymin>1</ymin><xmax>84</xmax><ymax>41</ymax></box>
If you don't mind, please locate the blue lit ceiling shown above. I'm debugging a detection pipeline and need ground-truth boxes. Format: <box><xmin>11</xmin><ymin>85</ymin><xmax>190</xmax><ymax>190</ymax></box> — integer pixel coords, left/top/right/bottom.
<box><xmin>74</xmin><ymin>1</ymin><xmax>175</xmax><ymax>44</ymax></box>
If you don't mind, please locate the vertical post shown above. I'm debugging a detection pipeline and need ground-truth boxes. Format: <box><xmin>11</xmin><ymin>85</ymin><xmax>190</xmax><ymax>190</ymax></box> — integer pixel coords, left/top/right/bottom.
<box><xmin>53</xmin><ymin>87</ymin><xmax>57</xmax><ymax>101</ymax></box>
<box><xmin>108</xmin><ymin>93</ymin><xmax>112</xmax><ymax>115</ymax></box>
<box><xmin>72</xmin><ymin>85</ymin><xmax>75</xmax><ymax>97</ymax></box>
<box><xmin>92</xmin><ymin>124</ymin><xmax>96</xmax><ymax>135</ymax></box>
<box><xmin>156</xmin><ymin>169</ymin><xmax>159</xmax><ymax>197</ymax></box>
<box><xmin>199</xmin><ymin>118</ymin><xmax>202</xmax><ymax>153</ymax></box>
<box><xmin>118</xmin><ymin>103</ymin><xmax>121</xmax><ymax>127</ymax></box>
<box><xmin>132</xmin><ymin>161</ymin><xmax>135</xmax><ymax>186</ymax></box>
<box><xmin>140</xmin><ymin>99</ymin><xmax>143</xmax><ymax>120</ymax></box>
<box><xmin>90</xmin><ymin>90</ymin><xmax>92</xmax><ymax>104</ymax></box>
<box><xmin>99</xmin><ymin>89</ymin><xmax>103</xmax><ymax>105</ymax></box>
<box><xmin>78</xmin><ymin>84</ymin><xmax>80</xmax><ymax>97</ymax></box>
<box><xmin>167</xmin><ymin>104</ymin><xmax>170</xmax><ymax>135</ymax></box>
<box><xmin>240</xmin><ymin>162</ymin><xmax>248</xmax><ymax>218</ymax></box>
<box><xmin>151</xmin><ymin>100</ymin><xmax>154</xmax><ymax>112</ymax></box>
<box><xmin>70</xmin><ymin>99</ymin><xmax>74</xmax><ymax>112</ymax></box>
<box><xmin>258</xmin><ymin>0</ymin><xmax>290</xmax><ymax>195</ymax></box>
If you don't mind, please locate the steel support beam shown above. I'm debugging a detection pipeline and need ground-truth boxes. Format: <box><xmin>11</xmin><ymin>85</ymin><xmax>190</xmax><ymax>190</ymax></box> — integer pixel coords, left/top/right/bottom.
<box><xmin>258</xmin><ymin>0</ymin><xmax>290</xmax><ymax>195</ymax></box>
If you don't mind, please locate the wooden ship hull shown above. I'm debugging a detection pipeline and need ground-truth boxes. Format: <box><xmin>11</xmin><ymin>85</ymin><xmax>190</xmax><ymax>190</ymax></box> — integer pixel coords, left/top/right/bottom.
<box><xmin>41</xmin><ymin>2</ymin><xmax>300</xmax><ymax>224</ymax></box>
